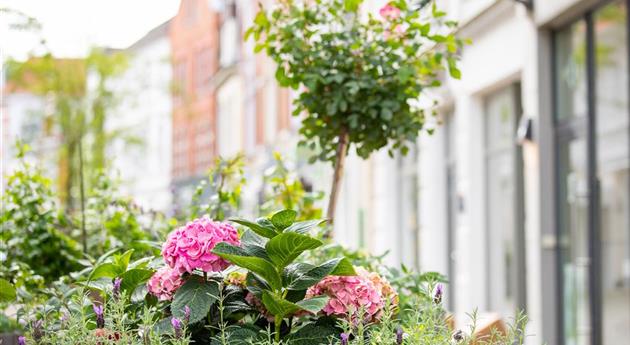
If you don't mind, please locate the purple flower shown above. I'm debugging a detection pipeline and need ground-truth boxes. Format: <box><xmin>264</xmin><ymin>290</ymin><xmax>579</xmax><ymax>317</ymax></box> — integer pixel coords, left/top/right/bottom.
<box><xmin>31</xmin><ymin>320</ymin><xmax>44</xmax><ymax>341</ymax></box>
<box><xmin>434</xmin><ymin>284</ymin><xmax>443</xmax><ymax>304</ymax></box>
<box><xmin>171</xmin><ymin>317</ymin><xmax>183</xmax><ymax>338</ymax></box>
<box><xmin>183</xmin><ymin>305</ymin><xmax>191</xmax><ymax>324</ymax></box>
<box><xmin>93</xmin><ymin>304</ymin><xmax>105</xmax><ymax>328</ymax></box>
<box><xmin>18</xmin><ymin>336</ymin><xmax>26</xmax><ymax>345</ymax></box>
<box><xmin>452</xmin><ymin>330</ymin><xmax>464</xmax><ymax>342</ymax></box>
<box><xmin>113</xmin><ymin>277</ymin><xmax>122</xmax><ymax>299</ymax></box>
<box><xmin>340</xmin><ymin>333</ymin><xmax>349</xmax><ymax>345</ymax></box>
<box><xmin>396</xmin><ymin>327</ymin><xmax>404</xmax><ymax>344</ymax></box>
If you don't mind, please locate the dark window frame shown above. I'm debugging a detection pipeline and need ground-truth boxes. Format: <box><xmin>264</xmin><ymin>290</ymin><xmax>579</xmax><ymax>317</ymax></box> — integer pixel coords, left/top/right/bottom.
<box><xmin>551</xmin><ymin>1</ymin><xmax>630</xmax><ymax>344</ymax></box>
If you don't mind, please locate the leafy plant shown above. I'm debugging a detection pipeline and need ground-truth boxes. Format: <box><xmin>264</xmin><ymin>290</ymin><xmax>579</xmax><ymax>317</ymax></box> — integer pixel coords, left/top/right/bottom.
<box><xmin>188</xmin><ymin>154</ymin><xmax>246</xmax><ymax>221</ymax></box>
<box><xmin>247</xmin><ymin>0</ymin><xmax>465</xmax><ymax>225</ymax></box>
<box><xmin>261</xmin><ymin>152</ymin><xmax>324</xmax><ymax>220</ymax></box>
<box><xmin>81</xmin><ymin>173</ymin><xmax>165</xmax><ymax>258</ymax></box>
<box><xmin>212</xmin><ymin>210</ymin><xmax>356</xmax><ymax>343</ymax></box>
<box><xmin>0</xmin><ymin>145</ymin><xmax>82</xmax><ymax>283</ymax></box>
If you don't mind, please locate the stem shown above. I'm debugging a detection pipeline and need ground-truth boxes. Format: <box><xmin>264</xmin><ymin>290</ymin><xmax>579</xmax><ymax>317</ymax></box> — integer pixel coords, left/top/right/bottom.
<box><xmin>325</xmin><ymin>128</ymin><xmax>349</xmax><ymax>236</ymax></box>
<box><xmin>78</xmin><ymin>128</ymin><xmax>87</xmax><ymax>253</ymax></box>
<box><xmin>274</xmin><ymin>315</ymin><xmax>282</xmax><ymax>344</ymax></box>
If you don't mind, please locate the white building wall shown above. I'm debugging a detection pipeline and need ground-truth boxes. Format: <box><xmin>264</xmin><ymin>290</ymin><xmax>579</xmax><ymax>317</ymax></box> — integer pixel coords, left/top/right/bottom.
<box><xmin>107</xmin><ymin>34</ymin><xmax>172</xmax><ymax>212</ymax></box>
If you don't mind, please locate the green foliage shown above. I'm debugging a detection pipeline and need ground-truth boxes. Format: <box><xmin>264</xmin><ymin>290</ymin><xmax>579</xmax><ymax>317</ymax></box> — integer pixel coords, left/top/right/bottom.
<box><xmin>81</xmin><ymin>173</ymin><xmax>164</xmax><ymax>258</ymax></box>
<box><xmin>171</xmin><ymin>278</ymin><xmax>219</xmax><ymax>324</ymax></box>
<box><xmin>0</xmin><ymin>151</ymin><xmax>82</xmax><ymax>283</ymax></box>
<box><xmin>0</xmin><ymin>279</ymin><xmax>17</xmax><ymax>303</ymax></box>
<box><xmin>213</xmin><ymin>210</ymin><xmax>355</xmax><ymax>342</ymax></box>
<box><xmin>189</xmin><ymin>154</ymin><xmax>246</xmax><ymax>221</ymax></box>
<box><xmin>5</xmin><ymin>47</ymin><xmax>129</xmax><ymax>208</ymax></box>
<box><xmin>261</xmin><ymin>152</ymin><xmax>324</xmax><ymax>220</ymax></box>
<box><xmin>248</xmin><ymin>0</ymin><xmax>464</xmax><ymax>163</ymax></box>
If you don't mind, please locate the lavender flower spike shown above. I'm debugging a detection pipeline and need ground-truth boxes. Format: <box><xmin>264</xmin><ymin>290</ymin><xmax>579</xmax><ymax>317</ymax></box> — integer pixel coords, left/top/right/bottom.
<box><xmin>434</xmin><ymin>283</ymin><xmax>443</xmax><ymax>305</ymax></box>
<box><xmin>93</xmin><ymin>304</ymin><xmax>105</xmax><ymax>328</ymax></box>
<box><xmin>184</xmin><ymin>305</ymin><xmax>191</xmax><ymax>324</ymax></box>
<box><xmin>18</xmin><ymin>336</ymin><xmax>26</xmax><ymax>345</ymax></box>
<box><xmin>171</xmin><ymin>317</ymin><xmax>183</xmax><ymax>338</ymax></box>
<box><xmin>113</xmin><ymin>277</ymin><xmax>122</xmax><ymax>298</ymax></box>
<box><xmin>340</xmin><ymin>333</ymin><xmax>349</xmax><ymax>345</ymax></box>
<box><xmin>396</xmin><ymin>327</ymin><xmax>404</xmax><ymax>345</ymax></box>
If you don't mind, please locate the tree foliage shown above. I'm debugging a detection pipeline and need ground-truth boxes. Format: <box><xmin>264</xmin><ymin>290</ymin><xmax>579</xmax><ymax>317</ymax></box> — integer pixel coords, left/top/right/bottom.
<box><xmin>247</xmin><ymin>0</ymin><xmax>464</xmax><ymax>162</ymax></box>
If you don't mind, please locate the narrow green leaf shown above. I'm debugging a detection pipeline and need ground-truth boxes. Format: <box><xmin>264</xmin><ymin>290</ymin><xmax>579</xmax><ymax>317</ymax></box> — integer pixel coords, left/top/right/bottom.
<box><xmin>265</xmin><ymin>232</ymin><xmax>322</xmax><ymax>268</ymax></box>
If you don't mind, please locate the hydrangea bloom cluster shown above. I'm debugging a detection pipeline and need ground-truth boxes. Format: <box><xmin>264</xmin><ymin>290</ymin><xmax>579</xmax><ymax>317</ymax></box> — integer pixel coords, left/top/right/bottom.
<box><xmin>307</xmin><ymin>268</ymin><xmax>394</xmax><ymax>322</ymax></box>
<box><xmin>363</xmin><ymin>269</ymin><xmax>398</xmax><ymax>309</ymax></box>
<box><xmin>147</xmin><ymin>266</ymin><xmax>184</xmax><ymax>301</ymax></box>
<box><xmin>162</xmin><ymin>217</ymin><xmax>240</xmax><ymax>273</ymax></box>
<box><xmin>379</xmin><ymin>2</ymin><xmax>401</xmax><ymax>20</ymax></box>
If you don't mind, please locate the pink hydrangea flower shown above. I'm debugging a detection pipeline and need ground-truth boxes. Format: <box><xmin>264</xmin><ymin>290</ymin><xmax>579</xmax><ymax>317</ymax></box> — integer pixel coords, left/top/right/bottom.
<box><xmin>306</xmin><ymin>268</ymin><xmax>386</xmax><ymax>322</ymax></box>
<box><xmin>162</xmin><ymin>217</ymin><xmax>240</xmax><ymax>273</ymax></box>
<box><xmin>147</xmin><ymin>266</ymin><xmax>184</xmax><ymax>301</ymax></box>
<box><xmin>379</xmin><ymin>3</ymin><xmax>401</xmax><ymax>20</ymax></box>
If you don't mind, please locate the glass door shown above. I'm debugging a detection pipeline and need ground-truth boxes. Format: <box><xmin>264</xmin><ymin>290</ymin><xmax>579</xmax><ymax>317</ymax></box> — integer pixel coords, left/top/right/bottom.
<box><xmin>555</xmin><ymin>18</ymin><xmax>592</xmax><ymax>345</ymax></box>
<box><xmin>554</xmin><ymin>1</ymin><xmax>630</xmax><ymax>344</ymax></box>
<box><xmin>594</xmin><ymin>2</ymin><xmax>630</xmax><ymax>344</ymax></box>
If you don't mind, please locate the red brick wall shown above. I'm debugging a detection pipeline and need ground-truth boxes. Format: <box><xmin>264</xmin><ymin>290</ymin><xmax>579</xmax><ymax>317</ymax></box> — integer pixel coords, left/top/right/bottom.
<box><xmin>170</xmin><ymin>0</ymin><xmax>220</xmax><ymax>180</ymax></box>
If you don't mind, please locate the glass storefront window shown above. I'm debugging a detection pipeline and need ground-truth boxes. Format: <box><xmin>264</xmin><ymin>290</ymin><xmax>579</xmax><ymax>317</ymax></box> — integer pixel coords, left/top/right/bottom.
<box><xmin>558</xmin><ymin>138</ymin><xmax>591</xmax><ymax>345</ymax></box>
<box><xmin>554</xmin><ymin>2</ymin><xmax>630</xmax><ymax>344</ymax></box>
<box><xmin>484</xmin><ymin>84</ymin><xmax>524</xmax><ymax>316</ymax></box>
<box><xmin>555</xmin><ymin>21</ymin><xmax>588</xmax><ymax>121</ymax></box>
<box><xmin>594</xmin><ymin>2</ymin><xmax>630</xmax><ymax>344</ymax></box>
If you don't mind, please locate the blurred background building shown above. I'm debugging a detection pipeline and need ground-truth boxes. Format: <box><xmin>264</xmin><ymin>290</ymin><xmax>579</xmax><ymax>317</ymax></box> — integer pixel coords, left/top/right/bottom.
<box><xmin>1</xmin><ymin>1</ymin><xmax>628</xmax><ymax>345</ymax></box>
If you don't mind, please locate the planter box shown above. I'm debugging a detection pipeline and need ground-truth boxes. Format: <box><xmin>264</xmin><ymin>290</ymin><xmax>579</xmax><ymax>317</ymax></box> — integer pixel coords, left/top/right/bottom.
<box><xmin>0</xmin><ymin>333</ymin><xmax>19</xmax><ymax>345</ymax></box>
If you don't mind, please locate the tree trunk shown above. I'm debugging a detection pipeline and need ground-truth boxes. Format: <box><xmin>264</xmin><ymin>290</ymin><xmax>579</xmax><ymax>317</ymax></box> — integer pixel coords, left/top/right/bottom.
<box><xmin>325</xmin><ymin>128</ymin><xmax>349</xmax><ymax>236</ymax></box>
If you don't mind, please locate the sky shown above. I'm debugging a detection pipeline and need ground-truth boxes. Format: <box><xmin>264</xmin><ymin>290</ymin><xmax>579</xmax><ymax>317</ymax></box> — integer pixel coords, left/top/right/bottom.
<box><xmin>1</xmin><ymin>0</ymin><xmax>181</xmax><ymax>60</ymax></box>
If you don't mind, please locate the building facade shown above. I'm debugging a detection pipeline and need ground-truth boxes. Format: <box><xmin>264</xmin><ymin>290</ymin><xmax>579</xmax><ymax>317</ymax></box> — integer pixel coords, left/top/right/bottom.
<box><xmin>335</xmin><ymin>1</ymin><xmax>630</xmax><ymax>345</ymax></box>
<box><xmin>168</xmin><ymin>0</ymin><xmax>296</xmax><ymax>209</ymax></box>
<box><xmin>107</xmin><ymin>21</ymin><xmax>173</xmax><ymax>212</ymax></box>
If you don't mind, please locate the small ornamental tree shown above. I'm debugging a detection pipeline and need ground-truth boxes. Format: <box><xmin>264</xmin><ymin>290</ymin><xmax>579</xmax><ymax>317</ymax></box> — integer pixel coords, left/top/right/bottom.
<box><xmin>247</xmin><ymin>0</ymin><xmax>465</xmax><ymax>226</ymax></box>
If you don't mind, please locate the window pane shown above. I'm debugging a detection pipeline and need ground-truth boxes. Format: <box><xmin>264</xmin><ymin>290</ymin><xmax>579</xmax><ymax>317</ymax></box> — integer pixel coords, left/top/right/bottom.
<box><xmin>595</xmin><ymin>2</ymin><xmax>630</xmax><ymax>344</ymax></box>
<box><xmin>556</xmin><ymin>20</ymin><xmax>588</xmax><ymax>121</ymax></box>
<box><xmin>485</xmin><ymin>85</ymin><xmax>522</xmax><ymax>315</ymax></box>
<box><xmin>558</xmin><ymin>138</ymin><xmax>591</xmax><ymax>345</ymax></box>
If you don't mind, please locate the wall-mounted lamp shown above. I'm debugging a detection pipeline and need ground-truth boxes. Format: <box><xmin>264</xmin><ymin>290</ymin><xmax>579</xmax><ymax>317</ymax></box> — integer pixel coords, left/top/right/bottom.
<box><xmin>517</xmin><ymin>116</ymin><xmax>534</xmax><ymax>144</ymax></box>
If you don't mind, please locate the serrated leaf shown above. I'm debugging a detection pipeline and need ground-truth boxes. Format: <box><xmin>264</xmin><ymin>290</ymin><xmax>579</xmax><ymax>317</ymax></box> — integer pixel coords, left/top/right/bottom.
<box><xmin>265</xmin><ymin>232</ymin><xmax>322</xmax><ymax>268</ymax></box>
<box><xmin>171</xmin><ymin>279</ymin><xmax>219</xmax><ymax>324</ymax></box>
<box><xmin>131</xmin><ymin>284</ymin><xmax>148</xmax><ymax>303</ymax></box>
<box><xmin>89</xmin><ymin>263</ymin><xmax>121</xmax><ymax>280</ymax></box>
<box><xmin>0</xmin><ymin>279</ymin><xmax>16</xmax><ymax>303</ymax></box>
<box><xmin>210</xmin><ymin>325</ymin><xmax>263</xmax><ymax>345</ymax></box>
<box><xmin>120</xmin><ymin>269</ymin><xmax>154</xmax><ymax>292</ymax></box>
<box><xmin>241</xmin><ymin>229</ymin><xmax>267</xmax><ymax>247</ymax></box>
<box><xmin>261</xmin><ymin>291</ymin><xmax>300</xmax><ymax>318</ymax></box>
<box><xmin>115</xmin><ymin>249</ymin><xmax>134</xmax><ymax>270</ymax></box>
<box><xmin>212</xmin><ymin>243</ymin><xmax>282</xmax><ymax>290</ymax></box>
<box><xmin>270</xmin><ymin>209</ymin><xmax>297</xmax><ymax>230</ymax></box>
<box><xmin>285</xmin><ymin>323</ymin><xmax>339</xmax><ymax>345</ymax></box>
<box><xmin>284</xmin><ymin>219</ymin><xmax>327</xmax><ymax>234</ymax></box>
<box><xmin>295</xmin><ymin>295</ymin><xmax>329</xmax><ymax>313</ymax></box>
<box><xmin>230</xmin><ymin>218</ymin><xmax>278</xmax><ymax>238</ymax></box>
<box><xmin>286</xmin><ymin>258</ymin><xmax>356</xmax><ymax>290</ymax></box>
